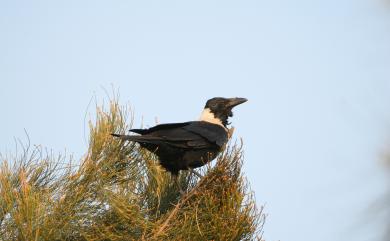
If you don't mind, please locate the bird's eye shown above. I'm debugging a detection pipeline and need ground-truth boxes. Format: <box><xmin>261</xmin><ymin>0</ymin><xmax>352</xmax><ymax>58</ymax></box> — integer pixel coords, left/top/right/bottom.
<box><xmin>211</xmin><ymin>103</ymin><xmax>219</xmax><ymax>110</ymax></box>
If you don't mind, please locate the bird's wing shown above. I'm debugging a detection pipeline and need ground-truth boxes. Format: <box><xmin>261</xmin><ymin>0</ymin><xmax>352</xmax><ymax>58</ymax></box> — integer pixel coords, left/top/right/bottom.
<box><xmin>134</xmin><ymin>121</ymin><xmax>228</xmax><ymax>149</ymax></box>
<box><xmin>183</xmin><ymin>121</ymin><xmax>228</xmax><ymax>147</ymax></box>
<box><xmin>130</xmin><ymin>122</ymin><xmax>192</xmax><ymax>135</ymax></box>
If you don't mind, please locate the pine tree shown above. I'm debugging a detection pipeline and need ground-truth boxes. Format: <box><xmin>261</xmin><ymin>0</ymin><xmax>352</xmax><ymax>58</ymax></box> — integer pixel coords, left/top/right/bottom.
<box><xmin>0</xmin><ymin>98</ymin><xmax>265</xmax><ymax>240</ymax></box>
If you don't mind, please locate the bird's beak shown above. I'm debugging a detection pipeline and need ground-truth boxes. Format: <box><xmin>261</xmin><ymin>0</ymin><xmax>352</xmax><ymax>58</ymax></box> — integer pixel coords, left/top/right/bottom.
<box><xmin>227</xmin><ymin>97</ymin><xmax>248</xmax><ymax>108</ymax></box>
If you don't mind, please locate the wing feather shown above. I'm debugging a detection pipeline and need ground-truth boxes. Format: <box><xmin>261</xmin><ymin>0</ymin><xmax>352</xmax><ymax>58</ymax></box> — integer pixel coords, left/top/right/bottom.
<box><xmin>133</xmin><ymin>121</ymin><xmax>228</xmax><ymax>149</ymax></box>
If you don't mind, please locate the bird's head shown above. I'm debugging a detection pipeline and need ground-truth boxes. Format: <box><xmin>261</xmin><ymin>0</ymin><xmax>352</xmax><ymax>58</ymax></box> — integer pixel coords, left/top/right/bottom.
<box><xmin>199</xmin><ymin>97</ymin><xmax>247</xmax><ymax>127</ymax></box>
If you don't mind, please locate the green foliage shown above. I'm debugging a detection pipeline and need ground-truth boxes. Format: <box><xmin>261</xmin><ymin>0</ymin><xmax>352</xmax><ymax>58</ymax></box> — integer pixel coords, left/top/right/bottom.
<box><xmin>0</xmin><ymin>98</ymin><xmax>265</xmax><ymax>240</ymax></box>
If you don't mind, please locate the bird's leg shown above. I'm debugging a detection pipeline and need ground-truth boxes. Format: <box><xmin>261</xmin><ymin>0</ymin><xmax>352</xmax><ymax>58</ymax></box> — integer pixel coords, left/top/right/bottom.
<box><xmin>173</xmin><ymin>174</ymin><xmax>185</xmax><ymax>195</ymax></box>
<box><xmin>189</xmin><ymin>168</ymin><xmax>203</xmax><ymax>178</ymax></box>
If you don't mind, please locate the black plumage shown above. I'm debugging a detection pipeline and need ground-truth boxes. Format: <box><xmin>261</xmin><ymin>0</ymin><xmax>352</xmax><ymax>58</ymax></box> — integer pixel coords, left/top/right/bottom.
<box><xmin>112</xmin><ymin>97</ymin><xmax>247</xmax><ymax>178</ymax></box>
<box><xmin>113</xmin><ymin>121</ymin><xmax>228</xmax><ymax>175</ymax></box>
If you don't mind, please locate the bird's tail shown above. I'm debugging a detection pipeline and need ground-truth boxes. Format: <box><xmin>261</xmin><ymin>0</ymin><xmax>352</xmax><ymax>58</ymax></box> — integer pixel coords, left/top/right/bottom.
<box><xmin>111</xmin><ymin>133</ymin><xmax>161</xmax><ymax>143</ymax></box>
<box><xmin>111</xmin><ymin>133</ymin><xmax>141</xmax><ymax>141</ymax></box>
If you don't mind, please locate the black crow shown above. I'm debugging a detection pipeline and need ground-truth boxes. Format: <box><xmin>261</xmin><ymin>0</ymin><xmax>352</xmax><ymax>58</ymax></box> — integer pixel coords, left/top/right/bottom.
<box><xmin>112</xmin><ymin>97</ymin><xmax>247</xmax><ymax>191</ymax></box>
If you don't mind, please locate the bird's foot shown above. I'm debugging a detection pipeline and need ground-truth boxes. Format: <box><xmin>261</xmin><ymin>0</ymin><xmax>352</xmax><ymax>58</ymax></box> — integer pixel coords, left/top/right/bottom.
<box><xmin>189</xmin><ymin>168</ymin><xmax>203</xmax><ymax>178</ymax></box>
<box><xmin>179</xmin><ymin>188</ymin><xmax>185</xmax><ymax>196</ymax></box>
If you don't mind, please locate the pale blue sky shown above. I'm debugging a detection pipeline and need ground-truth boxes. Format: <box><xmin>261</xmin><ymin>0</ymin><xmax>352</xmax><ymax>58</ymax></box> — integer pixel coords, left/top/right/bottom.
<box><xmin>1</xmin><ymin>1</ymin><xmax>390</xmax><ymax>240</ymax></box>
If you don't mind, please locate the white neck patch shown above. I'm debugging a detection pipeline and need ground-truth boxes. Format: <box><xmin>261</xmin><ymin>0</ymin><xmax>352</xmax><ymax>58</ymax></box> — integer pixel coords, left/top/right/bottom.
<box><xmin>199</xmin><ymin>108</ymin><xmax>225</xmax><ymax>127</ymax></box>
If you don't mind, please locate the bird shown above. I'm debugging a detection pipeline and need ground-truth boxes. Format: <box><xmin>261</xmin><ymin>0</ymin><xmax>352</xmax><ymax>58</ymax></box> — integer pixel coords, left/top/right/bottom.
<box><xmin>111</xmin><ymin>97</ymin><xmax>247</xmax><ymax>193</ymax></box>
